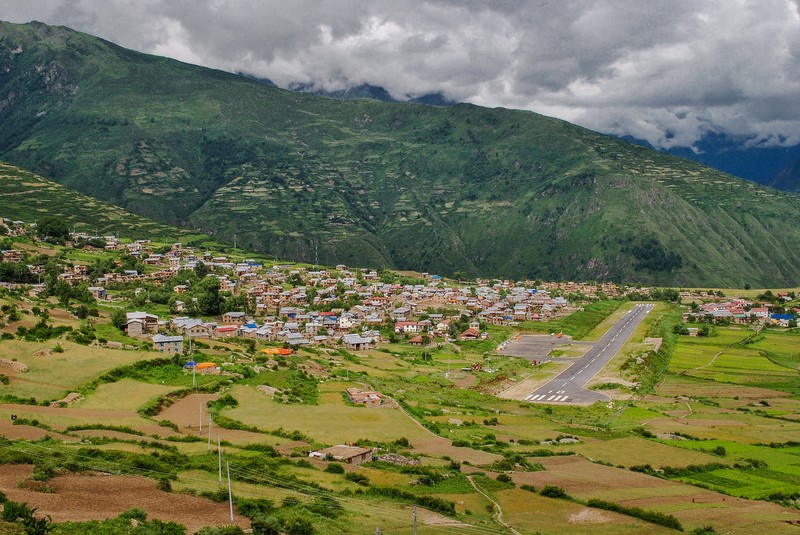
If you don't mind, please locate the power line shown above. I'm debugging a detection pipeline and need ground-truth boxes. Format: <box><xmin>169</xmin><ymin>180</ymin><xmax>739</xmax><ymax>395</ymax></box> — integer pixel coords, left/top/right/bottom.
<box><xmin>0</xmin><ymin>440</ymin><xmax>506</xmax><ymax>534</ymax></box>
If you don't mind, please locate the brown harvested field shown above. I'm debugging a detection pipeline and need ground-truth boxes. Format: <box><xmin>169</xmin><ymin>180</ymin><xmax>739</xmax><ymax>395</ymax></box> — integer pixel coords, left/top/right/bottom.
<box><xmin>0</xmin><ymin>420</ymin><xmax>75</xmax><ymax>442</ymax></box>
<box><xmin>0</xmin><ymin>465</ymin><xmax>249</xmax><ymax>533</ymax></box>
<box><xmin>509</xmin><ymin>456</ymin><xmax>800</xmax><ymax>534</ymax></box>
<box><xmin>157</xmin><ymin>393</ymin><xmax>219</xmax><ymax>430</ymax></box>
<box><xmin>447</xmin><ymin>372</ymin><xmax>477</xmax><ymax>389</ymax></box>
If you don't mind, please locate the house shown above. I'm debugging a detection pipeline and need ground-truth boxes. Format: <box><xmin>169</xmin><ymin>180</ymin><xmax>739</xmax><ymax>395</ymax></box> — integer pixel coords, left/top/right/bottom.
<box><xmin>152</xmin><ymin>334</ymin><xmax>183</xmax><ymax>354</ymax></box>
<box><xmin>1</xmin><ymin>250</ymin><xmax>24</xmax><ymax>263</ymax></box>
<box><xmin>408</xmin><ymin>335</ymin><xmax>425</xmax><ymax>346</ymax></box>
<box><xmin>125</xmin><ymin>312</ymin><xmax>158</xmax><ymax>334</ymax></box>
<box><xmin>87</xmin><ymin>286</ymin><xmax>106</xmax><ymax>300</ymax></box>
<box><xmin>342</xmin><ymin>333</ymin><xmax>376</xmax><ymax>350</ymax></box>
<box><xmin>345</xmin><ymin>387</ymin><xmax>382</xmax><ymax>407</ymax></box>
<box><xmin>770</xmin><ymin>314</ymin><xmax>794</xmax><ymax>327</ymax></box>
<box><xmin>214</xmin><ymin>325</ymin><xmax>239</xmax><ymax>338</ymax></box>
<box><xmin>390</xmin><ymin>307</ymin><xmax>411</xmax><ymax>321</ymax></box>
<box><xmin>172</xmin><ymin>317</ymin><xmax>213</xmax><ymax>338</ymax></box>
<box><xmin>308</xmin><ymin>445</ymin><xmax>375</xmax><ymax>465</ymax></box>
<box><xmin>395</xmin><ymin>321</ymin><xmax>426</xmax><ymax>334</ymax></box>
<box><xmin>459</xmin><ymin>327</ymin><xmax>480</xmax><ymax>340</ymax></box>
<box><xmin>222</xmin><ymin>311</ymin><xmax>247</xmax><ymax>325</ymax></box>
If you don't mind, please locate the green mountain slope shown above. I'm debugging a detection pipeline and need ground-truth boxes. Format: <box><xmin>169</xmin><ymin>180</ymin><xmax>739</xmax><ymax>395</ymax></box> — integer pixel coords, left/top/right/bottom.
<box><xmin>1</xmin><ymin>20</ymin><xmax>799</xmax><ymax>286</ymax></box>
<box><xmin>0</xmin><ymin>162</ymin><xmax>224</xmax><ymax>249</ymax></box>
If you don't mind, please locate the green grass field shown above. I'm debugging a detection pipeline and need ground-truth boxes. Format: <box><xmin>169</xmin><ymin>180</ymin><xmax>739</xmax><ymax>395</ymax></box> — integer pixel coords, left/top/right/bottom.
<box><xmin>0</xmin><ymin>340</ymin><xmax>165</xmax><ymax>401</ymax></box>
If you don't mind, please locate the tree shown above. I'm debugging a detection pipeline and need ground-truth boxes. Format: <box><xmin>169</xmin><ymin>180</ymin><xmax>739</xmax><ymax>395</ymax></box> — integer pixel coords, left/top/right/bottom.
<box><xmin>194</xmin><ymin>260</ymin><xmax>210</xmax><ymax>278</ymax></box>
<box><xmin>35</xmin><ymin>216</ymin><xmax>70</xmax><ymax>243</ymax></box>
<box><xmin>195</xmin><ymin>277</ymin><xmax>222</xmax><ymax>316</ymax></box>
<box><xmin>111</xmin><ymin>308</ymin><xmax>127</xmax><ymax>331</ymax></box>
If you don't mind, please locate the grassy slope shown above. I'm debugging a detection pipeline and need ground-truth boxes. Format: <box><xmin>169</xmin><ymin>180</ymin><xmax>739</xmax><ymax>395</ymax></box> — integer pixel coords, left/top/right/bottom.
<box><xmin>0</xmin><ymin>162</ymin><xmax>228</xmax><ymax>250</ymax></box>
<box><xmin>2</xmin><ymin>21</ymin><xmax>800</xmax><ymax>286</ymax></box>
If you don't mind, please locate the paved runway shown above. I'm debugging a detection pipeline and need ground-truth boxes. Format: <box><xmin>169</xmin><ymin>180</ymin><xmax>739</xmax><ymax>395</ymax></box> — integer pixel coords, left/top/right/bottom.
<box><xmin>521</xmin><ymin>304</ymin><xmax>654</xmax><ymax>405</ymax></box>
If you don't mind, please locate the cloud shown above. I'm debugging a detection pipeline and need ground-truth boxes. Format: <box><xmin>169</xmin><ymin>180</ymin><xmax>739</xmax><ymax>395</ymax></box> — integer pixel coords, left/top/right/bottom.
<box><xmin>3</xmin><ymin>0</ymin><xmax>800</xmax><ymax>149</ymax></box>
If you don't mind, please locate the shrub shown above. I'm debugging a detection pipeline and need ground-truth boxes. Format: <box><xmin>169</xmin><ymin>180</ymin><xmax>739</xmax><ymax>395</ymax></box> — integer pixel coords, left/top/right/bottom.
<box><xmin>324</xmin><ymin>463</ymin><xmax>345</xmax><ymax>474</ymax></box>
<box><xmin>586</xmin><ymin>499</ymin><xmax>683</xmax><ymax>531</ymax></box>
<box><xmin>281</xmin><ymin>496</ymin><xmax>301</xmax><ymax>508</ymax></box>
<box><xmin>540</xmin><ymin>485</ymin><xmax>570</xmax><ymax>499</ymax></box>
<box><xmin>282</xmin><ymin>514</ymin><xmax>315</xmax><ymax>535</ymax></box>
<box><xmin>344</xmin><ymin>472</ymin><xmax>370</xmax><ymax>486</ymax></box>
<box><xmin>251</xmin><ymin>515</ymin><xmax>282</xmax><ymax>535</ymax></box>
<box><xmin>306</xmin><ymin>496</ymin><xmax>343</xmax><ymax>518</ymax></box>
<box><xmin>496</xmin><ymin>473</ymin><xmax>514</xmax><ymax>485</ymax></box>
<box><xmin>235</xmin><ymin>497</ymin><xmax>275</xmax><ymax>519</ymax></box>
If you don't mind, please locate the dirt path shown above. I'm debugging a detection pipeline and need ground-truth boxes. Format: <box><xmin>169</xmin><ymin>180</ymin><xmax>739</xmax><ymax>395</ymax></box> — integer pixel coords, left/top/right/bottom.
<box><xmin>686</xmin><ymin>326</ymin><xmax>762</xmax><ymax>374</ymax></box>
<box><xmin>466</xmin><ymin>475</ymin><xmax>520</xmax><ymax>535</ymax></box>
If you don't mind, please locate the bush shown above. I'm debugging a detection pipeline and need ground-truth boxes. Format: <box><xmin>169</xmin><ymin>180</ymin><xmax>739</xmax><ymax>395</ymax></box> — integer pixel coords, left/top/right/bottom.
<box><xmin>196</xmin><ymin>527</ymin><xmax>245</xmax><ymax>535</ymax></box>
<box><xmin>306</xmin><ymin>496</ymin><xmax>343</xmax><ymax>518</ymax></box>
<box><xmin>586</xmin><ymin>499</ymin><xmax>683</xmax><ymax>531</ymax></box>
<box><xmin>324</xmin><ymin>463</ymin><xmax>345</xmax><ymax>474</ymax></box>
<box><xmin>251</xmin><ymin>515</ymin><xmax>282</xmax><ymax>535</ymax></box>
<box><xmin>690</xmin><ymin>527</ymin><xmax>718</xmax><ymax>535</ymax></box>
<box><xmin>1</xmin><ymin>500</ymin><xmax>53</xmax><ymax>534</ymax></box>
<box><xmin>496</xmin><ymin>473</ymin><xmax>514</xmax><ymax>485</ymax></box>
<box><xmin>235</xmin><ymin>497</ymin><xmax>275</xmax><ymax>520</ymax></box>
<box><xmin>118</xmin><ymin>508</ymin><xmax>148</xmax><ymax>521</ymax></box>
<box><xmin>281</xmin><ymin>496</ymin><xmax>301</xmax><ymax>508</ymax></box>
<box><xmin>282</xmin><ymin>514</ymin><xmax>315</xmax><ymax>535</ymax></box>
<box><xmin>540</xmin><ymin>485</ymin><xmax>570</xmax><ymax>499</ymax></box>
<box><xmin>344</xmin><ymin>472</ymin><xmax>370</xmax><ymax>486</ymax></box>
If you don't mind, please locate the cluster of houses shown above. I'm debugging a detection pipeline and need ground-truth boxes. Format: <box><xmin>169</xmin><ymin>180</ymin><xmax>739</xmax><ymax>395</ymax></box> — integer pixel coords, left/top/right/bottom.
<box><xmin>9</xmin><ymin>236</ymin><xmax>577</xmax><ymax>353</ymax></box>
<box><xmin>118</xmin><ymin>275</ymin><xmax>578</xmax><ymax>354</ymax></box>
<box><xmin>26</xmin><ymin>226</ymin><xmax>800</xmax><ymax>352</ymax></box>
<box><xmin>682</xmin><ymin>298</ymin><xmax>798</xmax><ymax>327</ymax></box>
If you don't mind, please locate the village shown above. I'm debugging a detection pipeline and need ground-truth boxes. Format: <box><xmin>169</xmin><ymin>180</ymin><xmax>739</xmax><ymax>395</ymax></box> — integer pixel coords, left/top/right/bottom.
<box><xmin>1</xmin><ymin>219</ymin><xmax>797</xmax><ymax>362</ymax></box>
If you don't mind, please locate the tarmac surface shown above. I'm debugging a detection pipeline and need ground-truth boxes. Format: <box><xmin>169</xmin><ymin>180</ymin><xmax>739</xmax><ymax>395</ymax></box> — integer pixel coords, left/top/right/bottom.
<box><xmin>502</xmin><ymin>304</ymin><xmax>654</xmax><ymax>405</ymax></box>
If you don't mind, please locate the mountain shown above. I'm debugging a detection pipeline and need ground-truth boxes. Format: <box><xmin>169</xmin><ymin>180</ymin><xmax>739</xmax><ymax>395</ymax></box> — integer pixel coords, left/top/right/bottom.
<box><xmin>619</xmin><ymin>133</ymin><xmax>800</xmax><ymax>189</ymax></box>
<box><xmin>288</xmin><ymin>82</ymin><xmax>456</xmax><ymax>106</ymax></box>
<box><xmin>1</xmin><ymin>20</ymin><xmax>800</xmax><ymax>287</ymax></box>
<box><xmin>0</xmin><ymin>161</ymin><xmax>226</xmax><ymax>250</ymax></box>
<box><xmin>768</xmin><ymin>156</ymin><xmax>800</xmax><ymax>193</ymax></box>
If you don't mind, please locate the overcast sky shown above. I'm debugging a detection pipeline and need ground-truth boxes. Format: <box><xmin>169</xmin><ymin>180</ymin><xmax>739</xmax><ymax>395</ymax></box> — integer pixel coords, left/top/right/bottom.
<box><xmin>3</xmin><ymin>0</ymin><xmax>800</xmax><ymax>150</ymax></box>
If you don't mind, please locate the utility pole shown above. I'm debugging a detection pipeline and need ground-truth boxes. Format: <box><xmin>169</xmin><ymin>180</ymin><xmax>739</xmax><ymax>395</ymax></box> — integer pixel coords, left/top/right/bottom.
<box><xmin>199</xmin><ymin>397</ymin><xmax>203</xmax><ymax>433</ymax></box>
<box><xmin>413</xmin><ymin>505</ymin><xmax>417</xmax><ymax>535</ymax></box>
<box><xmin>226</xmin><ymin>461</ymin><xmax>234</xmax><ymax>524</ymax></box>
<box><xmin>218</xmin><ymin>434</ymin><xmax>222</xmax><ymax>483</ymax></box>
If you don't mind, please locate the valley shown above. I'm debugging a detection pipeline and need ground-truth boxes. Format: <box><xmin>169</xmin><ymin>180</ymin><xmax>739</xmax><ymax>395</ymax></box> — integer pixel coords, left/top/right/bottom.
<box><xmin>0</xmin><ymin>18</ymin><xmax>798</xmax><ymax>535</ymax></box>
<box><xmin>2</xmin><ymin>21</ymin><xmax>800</xmax><ymax>286</ymax></box>
<box><xmin>0</xmin><ymin>189</ymin><xmax>796</xmax><ymax>533</ymax></box>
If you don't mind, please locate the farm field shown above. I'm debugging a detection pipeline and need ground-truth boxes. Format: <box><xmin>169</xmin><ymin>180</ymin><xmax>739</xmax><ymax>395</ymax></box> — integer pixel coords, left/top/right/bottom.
<box><xmin>0</xmin><ymin>229</ymin><xmax>798</xmax><ymax>533</ymax></box>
